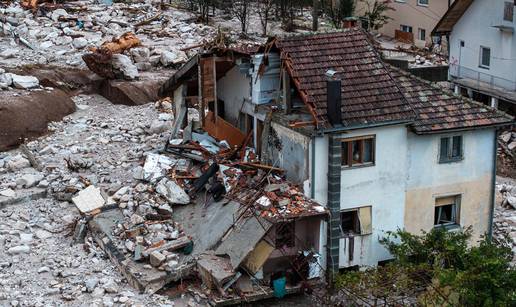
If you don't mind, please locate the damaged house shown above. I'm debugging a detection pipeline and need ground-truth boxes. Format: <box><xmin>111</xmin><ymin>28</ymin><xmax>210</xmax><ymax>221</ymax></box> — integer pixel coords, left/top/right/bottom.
<box><xmin>161</xmin><ymin>27</ymin><xmax>514</xmax><ymax>276</ymax></box>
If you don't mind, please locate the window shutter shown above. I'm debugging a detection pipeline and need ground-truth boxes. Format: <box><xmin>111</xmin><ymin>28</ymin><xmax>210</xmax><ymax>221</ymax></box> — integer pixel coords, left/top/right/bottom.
<box><xmin>440</xmin><ymin>137</ymin><xmax>449</xmax><ymax>159</ymax></box>
<box><xmin>435</xmin><ymin>196</ymin><xmax>457</xmax><ymax>207</ymax></box>
<box><xmin>358</xmin><ymin>206</ymin><xmax>372</xmax><ymax>235</ymax></box>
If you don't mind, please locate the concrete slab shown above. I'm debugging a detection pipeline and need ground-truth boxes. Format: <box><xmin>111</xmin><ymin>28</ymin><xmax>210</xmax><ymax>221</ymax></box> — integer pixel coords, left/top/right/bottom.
<box><xmin>0</xmin><ymin>188</ymin><xmax>46</xmax><ymax>208</ymax></box>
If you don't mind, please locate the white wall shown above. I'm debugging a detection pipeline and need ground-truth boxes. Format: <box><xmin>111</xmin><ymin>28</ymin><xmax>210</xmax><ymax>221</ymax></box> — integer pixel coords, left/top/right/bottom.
<box><xmin>217</xmin><ymin>65</ymin><xmax>251</xmax><ymax>125</ymax></box>
<box><xmin>310</xmin><ymin>125</ymin><xmax>409</xmax><ymax>267</ymax></box>
<box><xmin>449</xmin><ymin>0</ymin><xmax>516</xmax><ymax>86</ymax></box>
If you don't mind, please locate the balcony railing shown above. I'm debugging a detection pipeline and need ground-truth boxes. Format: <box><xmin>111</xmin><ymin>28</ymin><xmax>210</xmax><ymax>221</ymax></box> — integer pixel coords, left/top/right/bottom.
<box><xmin>450</xmin><ymin>64</ymin><xmax>516</xmax><ymax>92</ymax></box>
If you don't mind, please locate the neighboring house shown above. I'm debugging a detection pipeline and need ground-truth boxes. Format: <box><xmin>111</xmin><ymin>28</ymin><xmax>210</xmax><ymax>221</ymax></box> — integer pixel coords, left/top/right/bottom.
<box><xmin>356</xmin><ymin>0</ymin><xmax>454</xmax><ymax>47</ymax></box>
<box><xmin>161</xmin><ymin>28</ymin><xmax>513</xmax><ymax>275</ymax></box>
<box><xmin>433</xmin><ymin>0</ymin><xmax>516</xmax><ymax>115</ymax></box>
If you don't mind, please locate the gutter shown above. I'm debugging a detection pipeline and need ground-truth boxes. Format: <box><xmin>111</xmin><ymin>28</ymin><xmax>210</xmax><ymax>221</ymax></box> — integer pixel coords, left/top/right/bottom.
<box><xmin>313</xmin><ymin>119</ymin><xmax>414</xmax><ymax>136</ymax></box>
<box><xmin>488</xmin><ymin>129</ymin><xmax>499</xmax><ymax>240</ymax></box>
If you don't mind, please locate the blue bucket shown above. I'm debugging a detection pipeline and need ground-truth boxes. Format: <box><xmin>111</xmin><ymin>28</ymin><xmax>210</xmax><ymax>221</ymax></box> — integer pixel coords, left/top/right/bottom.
<box><xmin>272</xmin><ymin>277</ymin><xmax>287</xmax><ymax>298</ymax></box>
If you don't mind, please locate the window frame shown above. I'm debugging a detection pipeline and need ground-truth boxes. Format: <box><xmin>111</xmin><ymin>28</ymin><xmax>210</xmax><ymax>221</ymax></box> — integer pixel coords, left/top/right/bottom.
<box><xmin>274</xmin><ymin>221</ymin><xmax>295</xmax><ymax>248</ymax></box>
<box><xmin>340</xmin><ymin>135</ymin><xmax>376</xmax><ymax>169</ymax></box>
<box><xmin>504</xmin><ymin>2</ymin><xmax>514</xmax><ymax>22</ymax></box>
<box><xmin>418</xmin><ymin>28</ymin><xmax>426</xmax><ymax>41</ymax></box>
<box><xmin>434</xmin><ymin>195</ymin><xmax>461</xmax><ymax>229</ymax></box>
<box><xmin>479</xmin><ymin>46</ymin><xmax>491</xmax><ymax>69</ymax></box>
<box><xmin>439</xmin><ymin>135</ymin><xmax>463</xmax><ymax>163</ymax></box>
<box><xmin>400</xmin><ymin>24</ymin><xmax>413</xmax><ymax>33</ymax></box>
<box><xmin>340</xmin><ymin>206</ymin><xmax>373</xmax><ymax>237</ymax></box>
<box><xmin>417</xmin><ymin>0</ymin><xmax>429</xmax><ymax>6</ymax></box>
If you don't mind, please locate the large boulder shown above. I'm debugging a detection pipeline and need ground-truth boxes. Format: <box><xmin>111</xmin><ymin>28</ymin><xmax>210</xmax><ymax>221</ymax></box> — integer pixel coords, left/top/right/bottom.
<box><xmin>111</xmin><ymin>54</ymin><xmax>139</xmax><ymax>80</ymax></box>
<box><xmin>11</xmin><ymin>74</ymin><xmax>39</xmax><ymax>89</ymax></box>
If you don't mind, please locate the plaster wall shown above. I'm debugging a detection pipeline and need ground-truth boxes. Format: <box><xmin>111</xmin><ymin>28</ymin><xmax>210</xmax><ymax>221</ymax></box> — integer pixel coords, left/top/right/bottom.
<box><xmin>216</xmin><ymin>65</ymin><xmax>251</xmax><ymax>126</ymax></box>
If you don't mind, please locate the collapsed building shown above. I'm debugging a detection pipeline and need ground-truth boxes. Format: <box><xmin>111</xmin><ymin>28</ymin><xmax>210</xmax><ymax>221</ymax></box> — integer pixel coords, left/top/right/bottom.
<box><xmin>70</xmin><ymin>27</ymin><xmax>514</xmax><ymax>305</ymax></box>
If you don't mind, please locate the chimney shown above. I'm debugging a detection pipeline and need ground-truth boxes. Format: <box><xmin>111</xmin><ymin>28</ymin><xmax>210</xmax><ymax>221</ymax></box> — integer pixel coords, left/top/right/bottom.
<box><xmin>342</xmin><ymin>17</ymin><xmax>358</xmax><ymax>29</ymax></box>
<box><xmin>326</xmin><ymin>70</ymin><xmax>342</xmax><ymax>127</ymax></box>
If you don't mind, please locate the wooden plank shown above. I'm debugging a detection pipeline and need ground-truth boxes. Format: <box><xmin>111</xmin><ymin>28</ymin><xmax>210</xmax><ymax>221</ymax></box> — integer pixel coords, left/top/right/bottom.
<box><xmin>204</xmin><ymin>111</ymin><xmax>246</xmax><ymax>148</ymax></box>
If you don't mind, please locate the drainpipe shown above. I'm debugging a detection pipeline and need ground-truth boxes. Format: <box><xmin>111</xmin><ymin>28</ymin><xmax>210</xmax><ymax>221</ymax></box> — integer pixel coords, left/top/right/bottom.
<box><xmin>327</xmin><ymin>133</ymin><xmax>342</xmax><ymax>284</ymax></box>
<box><xmin>488</xmin><ymin>129</ymin><xmax>499</xmax><ymax>240</ymax></box>
<box><xmin>311</xmin><ymin>136</ymin><xmax>316</xmax><ymax>199</ymax></box>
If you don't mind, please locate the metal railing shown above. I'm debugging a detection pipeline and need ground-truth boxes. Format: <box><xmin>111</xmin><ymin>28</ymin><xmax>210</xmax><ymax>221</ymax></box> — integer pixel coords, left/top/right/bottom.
<box><xmin>450</xmin><ymin>64</ymin><xmax>516</xmax><ymax>92</ymax></box>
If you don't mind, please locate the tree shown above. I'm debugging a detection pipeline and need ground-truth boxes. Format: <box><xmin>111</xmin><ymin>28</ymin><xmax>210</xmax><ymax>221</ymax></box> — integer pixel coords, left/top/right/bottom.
<box><xmin>231</xmin><ymin>0</ymin><xmax>251</xmax><ymax>35</ymax></box>
<box><xmin>360</xmin><ymin>0</ymin><xmax>394</xmax><ymax>31</ymax></box>
<box><xmin>332</xmin><ymin>228</ymin><xmax>516</xmax><ymax>306</ymax></box>
<box><xmin>257</xmin><ymin>0</ymin><xmax>275</xmax><ymax>36</ymax></box>
<box><xmin>327</xmin><ymin>0</ymin><xmax>355</xmax><ymax>28</ymax></box>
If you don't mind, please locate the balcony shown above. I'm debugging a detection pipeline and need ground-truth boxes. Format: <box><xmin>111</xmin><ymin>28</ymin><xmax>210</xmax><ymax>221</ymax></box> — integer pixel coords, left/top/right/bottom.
<box><xmin>449</xmin><ymin>64</ymin><xmax>516</xmax><ymax>103</ymax></box>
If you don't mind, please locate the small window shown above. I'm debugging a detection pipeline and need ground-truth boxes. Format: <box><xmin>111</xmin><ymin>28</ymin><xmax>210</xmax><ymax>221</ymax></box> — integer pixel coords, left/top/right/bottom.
<box><xmin>504</xmin><ymin>2</ymin><xmax>514</xmax><ymax>21</ymax></box>
<box><xmin>418</xmin><ymin>28</ymin><xmax>426</xmax><ymax>41</ymax></box>
<box><xmin>479</xmin><ymin>46</ymin><xmax>490</xmax><ymax>68</ymax></box>
<box><xmin>275</xmin><ymin>222</ymin><xmax>295</xmax><ymax>248</ymax></box>
<box><xmin>439</xmin><ymin>135</ymin><xmax>463</xmax><ymax>163</ymax></box>
<box><xmin>400</xmin><ymin>24</ymin><xmax>413</xmax><ymax>33</ymax></box>
<box><xmin>434</xmin><ymin>196</ymin><xmax>460</xmax><ymax>227</ymax></box>
<box><xmin>341</xmin><ymin>136</ymin><xmax>375</xmax><ymax>168</ymax></box>
<box><xmin>418</xmin><ymin>0</ymin><xmax>429</xmax><ymax>6</ymax></box>
<box><xmin>340</xmin><ymin>206</ymin><xmax>372</xmax><ymax>236</ymax></box>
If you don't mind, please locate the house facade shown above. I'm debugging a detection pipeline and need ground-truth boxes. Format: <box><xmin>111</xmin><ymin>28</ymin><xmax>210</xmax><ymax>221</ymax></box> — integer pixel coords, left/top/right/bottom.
<box><xmin>433</xmin><ymin>0</ymin><xmax>516</xmax><ymax>115</ymax></box>
<box><xmin>355</xmin><ymin>0</ymin><xmax>454</xmax><ymax>47</ymax></box>
<box><xmin>161</xmin><ymin>28</ymin><xmax>512</xmax><ymax>275</ymax></box>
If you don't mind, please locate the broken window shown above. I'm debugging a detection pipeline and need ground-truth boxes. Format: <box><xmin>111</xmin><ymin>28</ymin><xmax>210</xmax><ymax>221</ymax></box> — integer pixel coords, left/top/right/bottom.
<box><xmin>434</xmin><ymin>195</ymin><xmax>460</xmax><ymax>227</ymax></box>
<box><xmin>340</xmin><ymin>206</ymin><xmax>372</xmax><ymax>236</ymax></box>
<box><xmin>275</xmin><ymin>222</ymin><xmax>295</xmax><ymax>248</ymax></box>
<box><xmin>341</xmin><ymin>136</ymin><xmax>375</xmax><ymax>168</ymax></box>
<box><xmin>504</xmin><ymin>2</ymin><xmax>514</xmax><ymax>21</ymax></box>
<box><xmin>479</xmin><ymin>46</ymin><xmax>491</xmax><ymax>68</ymax></box>
<box><xmin>439</xmin><ymin>135</ymin><xmax>463</xmax><ymax>163</ymax></box>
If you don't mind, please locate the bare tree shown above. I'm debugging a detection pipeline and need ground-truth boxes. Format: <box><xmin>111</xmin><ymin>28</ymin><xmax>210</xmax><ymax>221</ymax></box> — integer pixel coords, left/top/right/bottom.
<box><xmin>257</xmin><ymin>0</ymin><xmax>274</xmax><ymax>36</ymax></box>
<box><xmin>231</xmin><ymin>0</ymin><xmax>251</xmax><ymax>35</ymax></box>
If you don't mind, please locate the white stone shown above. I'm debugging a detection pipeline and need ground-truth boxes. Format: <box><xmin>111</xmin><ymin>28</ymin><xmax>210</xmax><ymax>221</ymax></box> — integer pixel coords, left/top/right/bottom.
<box><xmin>6</xmin><ymin>155</ymin><xmax>30</xmax><ymax>171</ymax></box>
<box><xmin>0</xmin><ymin>188</ymin><xmax>16</xmax><ymax>198</ymax></box>
<box><xmin>155</xmin><ymin>178</ymin><xmax>190</xmax><ymax>205</ymax></box>
<box><xmin>111</xmin><ymin>54</ymin><xmax>139</xmax><ymax>80</ymax></box>
<box><xmin>508</xmin><ymin>142</ymin><xmax>516</xmax><ymax>151</ymax></box>
<box><xmin>16</xmin><ymin>173</ymin><xmax>44</xmax><ymax>188</ymax></box>
<box><xmin>51</xmin><ymin>9</ymin><xmax>68</xmax><ymax>22</ymax></box>
<box><xmin>160</xmin><ymin>51</ymin><xmax>177</xmax><ymax>67</ymax></box>
<box><xmin>72</xmin><ymin>185</ymin><xmax>105</xmax><ymax>214</ymax></box>
<box><xmin>11</xmin><ymin>74</ymin><xmax>39</xmax><ymax>89</ymax></box>
<box><xmin>72</xmin><ymin>37</ymin><xmax>88</xmax><ymax>49</ymax></box>
<box><xmin>130</xmin><ymin>47</ymin><xmax>150</xmax><ymax>63</ymax></box>
<box><xmin>0</xmin><ymin>73</ymin><xmax>13</xmax><ymax>86</ymax></box>
<box><xmin>7</xmin><ymin>245</ymin><xmax>30</xmax><ymax>254</ymax></box>
<box><xmin>149</xmin><ymin>250</ymin><xmax>166</xmax><ymax>267</ymax></box>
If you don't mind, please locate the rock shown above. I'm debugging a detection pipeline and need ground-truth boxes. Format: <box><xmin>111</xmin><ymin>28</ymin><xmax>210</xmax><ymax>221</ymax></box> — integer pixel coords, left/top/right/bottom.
<box><xmin>0</xmin><ymin>188</ymin><xmax>16</xmax><ymax>198</ymax></box>
<box><xmin>0</xmin><ymin>49</ymin><xmax>17</xmax><ymax>59</ymax></box>
<box><xmin>103</xmin><ymin>280</ymin><xmax>118</xmax><ymax>293</ymax></box>
<box><xmin>148</xmin><ymin>119</ymin><xmax>171</xmax><ymax>135</ymax></box>
<box><xmin>72</xmin><ymin>37</ymin><xmax>88</xmax><ymax>49</ymax></box>
<box><xmin>150</xmin><ymin>251</ymin><xmax>166</xmax><ymax>267</ymax></box>
<box><xmin>37</xmin><ymin>266</ymin><xmax>50</xmax><ymax>273</ymax></box>
<box><xmin>16</xmin><ymin>173</ymin><xmax>44</xmax><ymax>188</ymax></box>
<box><xmin>500</xmin><ymin>132</ymin><xmax>512</xmax><ymax>143</ymax></box>
<box><xmin>11</xmin><ymin>74</ymin><xmax>39</xmax><ymax>89</ymax></box>
<box><xmin>7</xmin><ymin>245</ymin><xmax>30</xmax><ymax>254</ymax></box>
<box><xmin>158</xmin><ymin>113</ymin><xmax>173</xmax><ymax>121</ymax></box>
<box><xmin>135</xmin><ymin>62</ymin><xmax>152</xmax><ymax>72</ymax></box>
<box><xmin>19</xmin><ymin>233</ymin><xmax>33</xmax><ymax>244</ymax></box>
<box><xmin>506</xmin><ymin>196</ymin><xmax>516</xmax><ymax>209</ymax></box>
<box><xmin>508</xmin><ymin>142</ymin><xmax>516</xmax><ymax>151</ymax></box>
<box><xmin>160</xmin><ymin>51</ymin><xmax>177</xmax><ymax>67</ymax></box>
<box><xmin>132</xmin><ymin>165</ymin><xmax>144</xmax><ymax>180</ymax></box>
<box><xmin>155</xmin><ymin>178</ymin><xmax>190</xmax><ymax>205</ymax></box>
<box><xmin>111</xmin><ymin>54</ymin><xmax>139</xmax><ymax>80</ymax></box>
<box><xmin>40</xmin><ymin>41</ymin><xmax>54</xmax><ymax>49</ymax></box>
<box><xmin>51</xmin><ymin>9</ymin><xmax>68</xmax><ymax>22</ymax></box>
<box><xmin>0</xmin><ymin>73</ymin><xmax>13</xmax><ymax>86</ymax></box>
<box><xmin>85</xmin><ymin>278</ymin><xmax>98</xmax><ymax>292</ymax></box>
<box><xmin>72</xmin><ymin>185</ymin><xmax>105</xmax><ymax>214</ymax></box>
<box><xmin>34</xmin><ymin>229</ymin><xmax>52</xmax><ymax>240</ymax></box>
<box><xmin>130</xmin><ymin>47</ymin><xmax>150</xmax><ymax>63</ymax></box>
<box><xmin>6</xmin><ymin>155</ymin><xmax>30</xmax><ymax>171</ymax></box>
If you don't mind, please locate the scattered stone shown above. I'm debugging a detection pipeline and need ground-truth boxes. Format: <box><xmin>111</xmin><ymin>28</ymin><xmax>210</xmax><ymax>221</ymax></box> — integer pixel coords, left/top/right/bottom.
<box><xmin>155</xmin><ymin>178</ymin><xmax>190</xmax><ymax>205</ymax></box>
<box><xmin>72</xmin><ymin>185</ymin><xmax>105</xmax><ymax>214</ymax></box>
<box><xmin>7</xmin><ymin>245</ymin><xmax>30</xmax><ymax>254</ymax></box>
<box><xmin>11</xmin><ymin>74</ymin><xmax>39</xmax><ymax>89</ymax></box>
<box><xmin>150</xmin><ymin>251</ymin><xmax>166</xmax><ymax>267</ymax></box>
<box><xmin>111</xmin><ymin>54</ymin><xmax>139</xmax><ymax>80</ymax></box>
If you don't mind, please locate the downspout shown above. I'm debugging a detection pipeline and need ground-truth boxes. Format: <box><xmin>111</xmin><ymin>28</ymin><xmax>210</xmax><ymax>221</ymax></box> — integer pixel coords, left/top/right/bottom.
<box><xmin>488</xmin><ymin>129</ymin><xmax>499</xmax><ymax>240</ymax></box>
<box><xmin>311</xmin><ymin>135</ymin><xmax>316</xmax><ymax>199</ymax></box>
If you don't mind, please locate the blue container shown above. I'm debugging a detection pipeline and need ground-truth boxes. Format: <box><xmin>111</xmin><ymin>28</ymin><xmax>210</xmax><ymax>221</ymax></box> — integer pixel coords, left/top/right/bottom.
<box><xmin>272</xmin><ymin>277</ymin><xmax>287</xmax><ymax>298</ymax></box>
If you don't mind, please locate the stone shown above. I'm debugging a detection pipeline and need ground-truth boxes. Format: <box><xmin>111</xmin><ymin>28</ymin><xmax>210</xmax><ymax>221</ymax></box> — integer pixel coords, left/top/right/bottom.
<box><xmin>160</xmin><ymin>51</ymin><xmax>177</xmax><ymax>67</ymax></box>
<box><xmin>103</xmin><ymin>280</ymin><xmax>118</xmax><ymax>293</ymax></box>
<box><xmin>51</xmin><ymin>9</ymin><xmax>68</xmax><ymax>22</ymax></box>
<box><xmin>34</xmin><ymin>229</ymin><xmax>52</xmax><ymax>239</ymax></box>
<box><xmin>72</xmin><ymin>37</ymin><xmax>88</xmax><ymax>49</ymax></box>
<box><xmin>16</xmin><ymin>173</ymin><xmax>44</xmax><ymax>188</ymax></box>
<box><xmin>148</xmin><ymin>119</ymin><xmax>171</xmax><ymax>135</ymax></box>
<box><xmin>6</xmin><ymin>155</ymin><xmax>30</xmax><ymax>171</ymax></box>
<box><xmin>135</xmin><ymin>62</ymin><xmax>152</xmax><ymax>72</ymax></box>
<box><xmin>506</xmin><ymin>196</ymin><xmax>516</xmax><ymax>209</ymax></box>
<box><xmin>11</xmin><ymin>74</ymin><xmax>39</xmax><ymax>89</ymax></box>
<box><xmin>0</xmin><ymin>73</ymin><xmax>13</xmax><ymax>86</ymax></box>
<box><xmin>72</xmin><ymin>185</ymin><xmax>105</xmax><ymax>214</ymax></box>
<box><xmin>149</xmin><ymin>251</ymin><xmax>166</xmax><ymax>267</ymax></box>
<box><xmin>37</xmin><ymin>266</ymin><xmax>50</xmax><ymax>273</ymax></box>
<box><xmin>85</xmin><ymin>278</ymin><xmax>98</xmax><ymax>292</ymax></box>
<box><xmin>111</xmin><ymin>54</ymin><xmax>139</xmax><ymax>80</ymax></box>
<box><xmin>500</xmin><ymin>132</ymin><xmax>512</xmax><ymax>143</ymax></box>
<box><xmin>19</xmin><ymin>233</ymin><xmax>33</xmax><ymax>244</ymax></box>
<box><xmin>130</xmin><ymin>47</ymin><xmax>150</xmax><ymax>63</ymax></box>
<box><xmin>0</xmin><ymin>49</ymin><xmax>17</xmax><ymax>59</ymax></box>
<box><xmin>155</xmin><ymin>178</ymin><xmax>190</xmax><ymax>205</ymax></box>
<box><xmin>7</xmin><ymin>245</ymin><xmax>30</xmax><ymax>254</ymax></box>
<box><xmin>508</xmin><ymin>142</ymin><xmax>516</xmax><ymax>151</ymax></box>
<box><xmin>0</xmin><ymin>188</ymin><xmax>16</xmax><ymax>198</ymax></box>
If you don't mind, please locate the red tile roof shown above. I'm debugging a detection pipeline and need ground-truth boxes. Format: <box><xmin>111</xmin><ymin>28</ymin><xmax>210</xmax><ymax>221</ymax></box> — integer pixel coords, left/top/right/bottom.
<box><xmin>389</xmin><ymin>67</ymin><xmax>513</xmax><ymax>133</ymax></box>
<box><xmin>275</xmin><ymin>28</ymin><xmax>415</xmax><ymax>129</ymax></box>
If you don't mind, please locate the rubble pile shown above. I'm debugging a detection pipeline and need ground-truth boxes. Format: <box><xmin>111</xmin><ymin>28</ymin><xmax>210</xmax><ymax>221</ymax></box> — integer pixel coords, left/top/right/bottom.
<box><xmin>494</xmin><ymin>177</ymin><xmax>516</xmax><ymax>263</ymax></box>
<box><xmin>0</xmin><ymin>0</ymin><xmax>214</xmax><ymax>73</ymax></box>
<box><xmin>498</xmin><ymin>129</ymin><xmax>516</xmax><ymax>178</ymax></box>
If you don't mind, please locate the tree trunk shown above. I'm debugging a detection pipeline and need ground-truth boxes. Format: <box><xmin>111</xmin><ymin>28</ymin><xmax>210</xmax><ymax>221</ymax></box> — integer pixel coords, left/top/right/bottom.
<box><xmin>312</xmin><ymin>0</ymin><xmax>319</xmax><ymax>31</ymax></box>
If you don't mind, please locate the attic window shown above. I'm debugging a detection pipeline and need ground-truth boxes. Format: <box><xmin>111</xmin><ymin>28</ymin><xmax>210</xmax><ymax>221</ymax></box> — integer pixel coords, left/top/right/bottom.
<box><xmin>341</xmin><ymin>136</ymin><xmax>375</xmax><ymax>168</ymax></box>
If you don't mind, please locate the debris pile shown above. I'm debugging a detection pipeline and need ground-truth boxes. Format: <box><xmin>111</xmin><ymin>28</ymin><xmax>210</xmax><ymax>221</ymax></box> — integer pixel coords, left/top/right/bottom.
<box><xmin>494</xmin><ymin>177</ymin><xmax>516</xmax><ymax>263</ymax></box>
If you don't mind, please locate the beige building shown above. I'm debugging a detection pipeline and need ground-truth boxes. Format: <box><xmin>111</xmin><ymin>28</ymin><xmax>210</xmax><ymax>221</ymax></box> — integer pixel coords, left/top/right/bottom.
<box><xmin>356</xmin><ymin>0</ymin><xmax>454</xmax><ymax>47</ymax></box>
